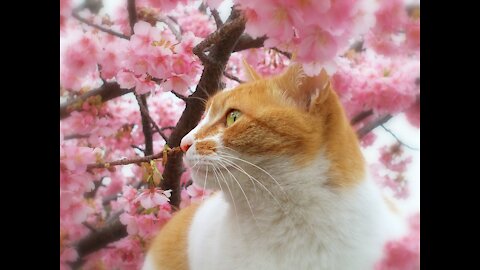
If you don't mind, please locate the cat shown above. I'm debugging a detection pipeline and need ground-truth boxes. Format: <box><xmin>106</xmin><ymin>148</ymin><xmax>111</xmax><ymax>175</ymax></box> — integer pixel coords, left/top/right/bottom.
<box><xmin>142</xmin><ymin>63</ymin><xmax>405</xmax><ymax>270</ymax></box>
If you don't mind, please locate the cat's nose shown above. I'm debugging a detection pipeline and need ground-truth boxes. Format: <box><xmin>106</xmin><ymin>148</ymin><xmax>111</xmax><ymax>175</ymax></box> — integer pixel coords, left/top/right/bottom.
<box><xmin>180</xmin><ymin>135</ymin><xmax>193</xmax><ymax>152</ymax></box>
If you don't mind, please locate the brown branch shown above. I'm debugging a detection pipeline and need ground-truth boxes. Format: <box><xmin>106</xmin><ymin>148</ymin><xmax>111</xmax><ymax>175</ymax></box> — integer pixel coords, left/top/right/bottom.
<box><xmin>171</xmin><ymin>90</ymin><xmax>188</xmax><ymax>101</ymax></box>
<box><xmin>82</xmin><ymin>221</ymin><xmax>98</xmax><ymax>232</ymax></box>
<box><xmin>135</xmin><ymin>93</ymin><xmax>168</xmax><ymax>142</ymax></box>
<box><xmin>70</xmin><ymin>6</ymin><xmax>247</xmax><ymax>267</ymax></box>
<box><xmin>72</xmin><ymin>7</ymin><xmax>129</xmax><ymax>39</ymax></box>
<box><xmin>60</xmin><ymin>82</ymin><xmax>133</xmax><ymax>120</ymax></box>
<box><xmin>223</xmin><ymin>71</ymin><xmax>244</xmax><ymax>83</ymax></box>
<box><xmin>233</xmin><ymin>34</ymin><xmax>267</xmax><ymax>52</ymax></box>
<box><xmin>162</xmin><ymin>7</ymin><xmax>246</xmax><ymax>208</ymax></box>
<box><xmin>160</xmin><ymin>126</ymin><xmax>175</xmax><ymax>131</ymax></box>
<box><xmin>135</xmin><ymin>94</ymin><xmax>154</xmax><ymax>155</ymax></box>
<box><xmin>70</xmin><ymin>218</ymin><xmax>127</xmax><ymax>269</ymax></box>
<box><xmin>87</xmin><ymin>147</ymin><xmax>181</xmax><ymax>170</ymax></box>
<box><xmin>127</xmin><ymin>0</ymin><xmax>137</xmax><ymax>34</ymax></box>
<box><xmin>350</xmin><ymin>110</ymin><xmax>374</xmax><ymax>125</ymax></box>
<box><xmin>357</xmin><ymin>115</ymin><xmax>393</xmax><ymax>139</ymax></box>
<box><xmin>211</xmin><ymin>9</ymin><xmax>223</xmax><ymax>28</ymax></box>
<box><xmin>64</xmin><ymin>134</ymin><xmax>90</xmax><ymax>140</ymax></box>
<box><xmin>131</xmin><ymin>144</ymin><xmax>145</xmax><ymax>152</ymax></box>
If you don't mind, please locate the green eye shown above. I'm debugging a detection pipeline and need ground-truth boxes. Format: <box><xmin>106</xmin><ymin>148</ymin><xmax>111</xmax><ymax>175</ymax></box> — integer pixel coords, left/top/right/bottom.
<box><xmin>226</xmin><ymin>110</ymin><xmax>242</xmax><ymax>127</ymax></box>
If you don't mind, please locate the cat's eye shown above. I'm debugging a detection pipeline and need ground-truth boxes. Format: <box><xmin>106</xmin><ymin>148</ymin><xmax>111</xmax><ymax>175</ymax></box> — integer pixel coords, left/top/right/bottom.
<box><xmin>226</xmin><ymin>110</ymin><xmax>242</xmax><ymax>127</ymax></box>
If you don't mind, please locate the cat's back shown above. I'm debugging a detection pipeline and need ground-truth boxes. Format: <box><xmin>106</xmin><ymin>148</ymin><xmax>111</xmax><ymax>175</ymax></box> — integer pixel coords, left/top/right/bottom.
<box><xmin>142</xmin><ymin>202</ymin><xmax>200</xmax><ymax>270</ymax></box>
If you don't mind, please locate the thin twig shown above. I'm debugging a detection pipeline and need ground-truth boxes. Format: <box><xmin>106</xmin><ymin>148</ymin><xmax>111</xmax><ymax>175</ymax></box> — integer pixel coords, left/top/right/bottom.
<box><xmin>60</xmin><ymin>82</ymin><xmax>133</xmax><ymax>120</ymax></box>
<box><xmin>135</xmin><ymin>93</ymin><xmax>168</xmax><ymax>142</ymax></box>
<box><xmin>87</xmin><ymin>147</ymin><xmax>182</xmax><ymax>170</ymax></box>
<box><xmin>72</xmin><ymin>7</ymin><xmax>129</xmax><ymax>39</ymax></box>
<box><xmin>64</xmin><ymin>134</ymin><xmax>90</xmax><ymax>140</ymax></box>
<box><xmin>211</xmin><ymin>9</ymin><xmax>223</xmax><ymax>28</ymax></box>
<box><xmin>82</xmin><ymin>222</ymin><xmax>98</xmax><ymax>232</ymax></box>
<box><xmin>131</xmin><ymin>145</ymin><xmax>145</xmax><ymax>152</ymax></box>
<box><xmin>157</xmin><ymin>15</ymin><xmax>182</xmax><ymax>41</ymax></box>
<box><xmin>127</xmin><ymin>0</ymin><xmax>137</xmax><ymax>34</ymax></box>
<box><xmin>357</xmin><ymin>115</ymin><xmax>393</xmax><ymax>139</ymax></box>
<box><xmin>223</xmin><ymin>71</ymin><xmax>244</xmax><ymax>83</ymax></box>
<box><xmin>350</xmin><ymin>110</ymin><xmax>374</xmax><ymax>125</ymax></box>
<box><xmin>136</xmin><ymin>94</ymin><xmax>154</xmax><ymax>155</ymax></box>
<box><xmin>171</xmin><ymin>90</ymin><xmax>189</xmax><ymax>101</ymax></box>
<box><xmin>381</xmin><ymin>125</ymin><xmax>419</xmax><ymax>151</ymax></box>
<box><xmin>160</xmin><ymin>126</ymin><xmax>175</xmax><ymax>131</ymax></box>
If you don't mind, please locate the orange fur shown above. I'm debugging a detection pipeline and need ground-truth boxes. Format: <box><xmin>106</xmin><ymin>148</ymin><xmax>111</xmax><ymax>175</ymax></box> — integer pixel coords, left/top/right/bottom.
<box><xmin>146</xmin><ymin>64</ymin><xmax>369</xmax><ymax>268</ymax></box>
<box><xmin>195</xmin><ymin>140</ymin><xmax>217</xmax><ymax>155</ymax></box>
<box><xmin>205</xmin><ymin>64</ymin><xmax>365</xmax><ymax>187</ymax></box>
<box><xmin>148</xmin><ymin>203</ymin><xmax>200</xmax><ymax>270</ymax></box>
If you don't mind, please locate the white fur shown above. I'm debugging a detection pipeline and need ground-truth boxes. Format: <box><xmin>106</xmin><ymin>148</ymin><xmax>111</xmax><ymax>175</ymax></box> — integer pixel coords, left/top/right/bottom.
<box><xmin>142</xmin><ymin>253</ymin><xmax>156</xmax><ymax>270</ymax></box>
<box><xmin>150</xmin><ymin>105</ymin><xmax>406</xmax><ymax>270</ymax></box>
<box><xmin>185</xmin><ymin>150</ymin><xmax>406</xmax><ymax>270</ymax></box>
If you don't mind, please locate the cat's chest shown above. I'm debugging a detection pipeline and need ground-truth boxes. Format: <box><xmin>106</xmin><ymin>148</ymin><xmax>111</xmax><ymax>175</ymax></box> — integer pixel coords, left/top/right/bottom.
<box><xmin>187</xmin><ymin>191</ymin><xmax>383</xmax><ymax>270</ymax></box>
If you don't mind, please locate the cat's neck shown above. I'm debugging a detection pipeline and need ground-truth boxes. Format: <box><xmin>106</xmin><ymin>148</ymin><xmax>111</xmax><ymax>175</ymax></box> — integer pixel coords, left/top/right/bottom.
<box><xmin>218</xmin><ymin>152</ymin><xmax>369</xmax><ymax>231</ymax></box>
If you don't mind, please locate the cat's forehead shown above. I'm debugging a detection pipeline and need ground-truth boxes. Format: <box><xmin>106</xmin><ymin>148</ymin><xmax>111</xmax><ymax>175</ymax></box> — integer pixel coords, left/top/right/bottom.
<box><xmin>206</xmin><ymin>81</ymin><xmax>274</xmax><ymax>116</ymax></box>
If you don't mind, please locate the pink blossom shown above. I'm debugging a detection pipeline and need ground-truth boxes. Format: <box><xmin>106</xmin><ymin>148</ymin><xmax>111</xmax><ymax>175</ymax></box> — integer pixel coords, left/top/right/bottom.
<box><xmin>376</xmin><ymin>212</ymin><xmax>420</xmax><ymax>270</ymax></box>
<box><xmin>134</xmin><ymin>188</ymin><xmax>171</xmax><ymax>209</ymax></box>
<box><xmin>177</xmin><ymin>8</ymin><xmax>214</xmax><ymax>38</ymax></box>
<box><xmin>186</xmin><ymin>183</ymin><xmax>211</xmax><ymax>202</ymax></box>
<box><xmin>61</xmin><ymin>33</ymin><xmax>100</xmax><ymax>90</ymax></box>
<box><xmin>405</xmin><ymin>99</ymin><xmax>420</xmax><ymax>128</ymax></box>
<box><xmin>140</xmin><ymin>0</ymin><xmax>188</xmax><ymax>12</ymax></box>
<box><xmin>60</xmin><ymin>145</ymin><xmax>96</xmax><ymax>173</ymax></box>
<box><xmin>98</xmin><ymin>38</ymin><xmax>129</xmax><ymax>80</ymax></box>
<box><xmin>60</xmin><ymin>247</ymin><xmax>78</xmax><ymax>270</ymax></box>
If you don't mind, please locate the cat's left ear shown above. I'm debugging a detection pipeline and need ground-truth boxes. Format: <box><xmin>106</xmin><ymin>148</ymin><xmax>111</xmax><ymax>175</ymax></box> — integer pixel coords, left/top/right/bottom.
<box><xmin>274</xmin><ymin>64</ymin><xmax>331</xmax><ymax>112</ymax></box>
<box><xmin>242</xmin><ymin>58</ymin><xmax>262</xmax><ymax>82</ymax></box>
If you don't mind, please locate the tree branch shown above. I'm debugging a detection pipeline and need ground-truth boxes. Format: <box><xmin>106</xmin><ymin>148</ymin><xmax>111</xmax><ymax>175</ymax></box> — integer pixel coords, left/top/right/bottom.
<box><xmin>127</xmin><ymin>0</ymin><xmax>137</xmax><ymax>34</ymax></box>
<box><xmin>135</xmin><ymin>93</ymin><xmax>168</xmax><ymax>142</ymax></box>
<box><xmin>162</xmin><ymin>7</ymin><xmax>246</xmax><ymax>208</ymax></box>
<box><xmin>70</xmin><ymin>218</ymin><xmax>127</xmax><ymax>269</ymax></box>
<box><xmin>70</xmin><ymin>6</ymin><xmax>247</xmax><ymax>267</ymax></box>
<box><xmin>170</xmin><ymin>90</ymin><xmax>188</xmax><ymax>101</ymax></box>
<box><xmin>60</xmin><ymin>82</ymin><xmax>133</xmax><ymax>120</ymax></box>
<box><xmin>232</xmin><ymin>34</ymin><xmax>267</xmax><ymax>52</ymax></box>
<box><xmin>72</xmin><ymin>7</ymin><xmax>129</xmax><ymax>39</ymax></box>
<box><xmin>381</xmin><ymin>125</ymin><xmax>419</xmax><ymax>151</ymax></box>
<box><xmin>350</xmin><ymin>110</ymin><xmax>374</xmax><ymax>125</ymax></box>
<box><xmin>87</xmin><ymin>147</ymin><xmax>181</xmax><ymax>170</ymax></box>
<box><xmin>223</xmin><ymin>71</ymin><xmax>244</xmax><ymax>83</ymax></box>
<box><xmin>64</xmin><ymin>134</ymin><xmax>90</xmax><ymax>140</ymax></box>
<box><xmin>357</xmin><ymin>115</ymin><xmax>393</xmax><ymax>139</ymax></box>
<box><xmin>211</xmin><ymin>9</ymin><xmax>223</xmax><ymax>28</ymax></box>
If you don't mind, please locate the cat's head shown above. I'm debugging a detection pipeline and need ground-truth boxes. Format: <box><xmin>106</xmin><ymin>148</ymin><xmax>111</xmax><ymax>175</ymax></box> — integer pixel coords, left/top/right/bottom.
<box><xmin>180</xmin><ymin>63</ymin><xmax>365</xmax><ymax>195</ymax></box>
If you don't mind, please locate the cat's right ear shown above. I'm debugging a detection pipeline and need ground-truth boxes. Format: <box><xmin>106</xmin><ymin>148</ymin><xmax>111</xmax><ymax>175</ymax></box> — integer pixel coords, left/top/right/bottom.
<box><xmin>274</xmin><ymin>64</ymin><xmax>331</xmax><ymax>112</ymax></box>
<box><xmin>242</xmin><ymin>58</ymin><xmax>262</xmax><ymax>82</ymax></box>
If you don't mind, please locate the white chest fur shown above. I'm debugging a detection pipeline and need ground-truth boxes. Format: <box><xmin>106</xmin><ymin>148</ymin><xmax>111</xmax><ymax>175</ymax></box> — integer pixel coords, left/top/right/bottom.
<box><xmin>187</xmin><ymin>174</ymin><xmax>403</xmax><ymax>270</ymax></box>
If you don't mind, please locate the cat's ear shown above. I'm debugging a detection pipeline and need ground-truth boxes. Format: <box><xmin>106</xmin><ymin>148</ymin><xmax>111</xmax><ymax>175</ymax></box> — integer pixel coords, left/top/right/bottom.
<box><xmin>242</xmin><ymin>58</ymin><xmax>262</xmax><ymax>81</ymax></box>
<box><xmin>274</xmin><ymin>64</ymin><xmax>331</xmax><ymax>112</ymax></box>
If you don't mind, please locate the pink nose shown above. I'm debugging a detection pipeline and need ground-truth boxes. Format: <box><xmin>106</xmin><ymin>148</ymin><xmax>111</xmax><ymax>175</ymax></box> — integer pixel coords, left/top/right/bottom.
<box><xmin>180</xmin><ymin>136</ymin><xmax>193</xmax><ymax>152</ymax></box>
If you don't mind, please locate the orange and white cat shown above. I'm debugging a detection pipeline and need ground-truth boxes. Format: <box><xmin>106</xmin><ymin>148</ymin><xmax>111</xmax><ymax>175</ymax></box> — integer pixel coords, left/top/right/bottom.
<box><xmin>142</xmin><ymin>64</ymin><xmax>405</xmax><ymax>270</ymax></box>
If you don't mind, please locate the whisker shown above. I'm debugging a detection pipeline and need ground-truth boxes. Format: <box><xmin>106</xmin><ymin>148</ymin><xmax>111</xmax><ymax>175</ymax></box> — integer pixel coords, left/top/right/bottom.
<box><xmin>218</xmin><ymin>157</ymin><xmax>290</xmax><ymax>216</ymax></box>
<box><xmin>211</xmin><ymin>163</ymin><xmax>242</xmax><ymax>231</ymax></box>
<box><xmin>216</xmin><ymin>160</ymin><xmax>260</xmax><ymax>227</ymax></box>
<box><xmin>217</xmin><ymin>152</ymin><xmax>287</xmax><ymax>195</ymax></box>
